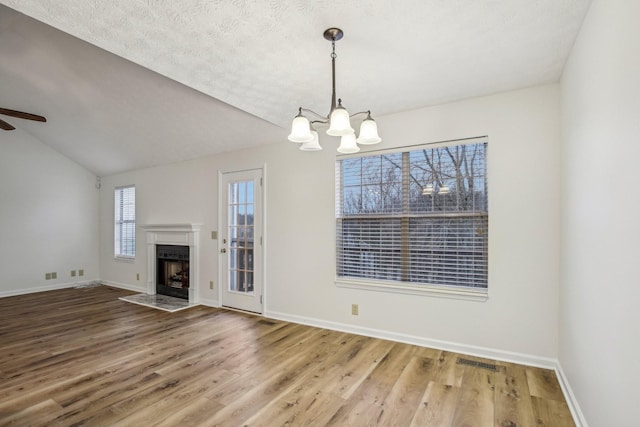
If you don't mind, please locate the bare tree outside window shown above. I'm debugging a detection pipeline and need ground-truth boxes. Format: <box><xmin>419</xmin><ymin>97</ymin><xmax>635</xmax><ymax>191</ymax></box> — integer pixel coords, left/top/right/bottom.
<box><xmin>336</xmin><ymin>140</ymin><xmax>488</xmax><ymax>289</ymax></box>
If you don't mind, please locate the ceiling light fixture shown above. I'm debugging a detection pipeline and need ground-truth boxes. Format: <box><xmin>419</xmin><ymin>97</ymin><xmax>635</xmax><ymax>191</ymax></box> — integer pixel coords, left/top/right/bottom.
<box><xmin>288</xmin><ymin>28</ymin><xmax>381</xmax><ymax>153</ymax></box>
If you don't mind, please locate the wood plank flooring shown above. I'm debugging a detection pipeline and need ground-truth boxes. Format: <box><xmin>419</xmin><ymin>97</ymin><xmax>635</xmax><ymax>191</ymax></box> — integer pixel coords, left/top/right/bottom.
<box><xmin>0</xmin><ymin>286</ymin><xmax>575</xmax><ymax>426</ymax></box>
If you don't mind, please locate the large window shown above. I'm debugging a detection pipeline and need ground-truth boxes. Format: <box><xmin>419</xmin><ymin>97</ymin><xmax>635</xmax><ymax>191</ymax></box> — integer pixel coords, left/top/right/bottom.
<box><xmin>336</xmin><ymin>138</ymin><xmax>488</xmax><ymax>294</ymax></box>
<box><xmin>115</xmin><ymin>185</ymin><xmax>136</xmax><ymax>258</ymax></box>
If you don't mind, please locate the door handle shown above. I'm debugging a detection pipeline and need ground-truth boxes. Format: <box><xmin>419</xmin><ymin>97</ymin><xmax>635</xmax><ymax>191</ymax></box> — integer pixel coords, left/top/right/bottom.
<box><xmin>220</xmin><ymin>248</ymin><xmax>227</xmax><ymax>253</ymax></box>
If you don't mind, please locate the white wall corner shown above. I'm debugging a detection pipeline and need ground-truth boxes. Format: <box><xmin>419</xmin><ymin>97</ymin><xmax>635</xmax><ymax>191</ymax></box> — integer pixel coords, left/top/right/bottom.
<box><xmin>555</xmin><ymin>361</ymin><xmax>589</xmax><ymax>427</ymax></box>
<box><xmin>197</xmin><ymin>296</ymin><xmax>220</xmax><ymax>308</ymax></box>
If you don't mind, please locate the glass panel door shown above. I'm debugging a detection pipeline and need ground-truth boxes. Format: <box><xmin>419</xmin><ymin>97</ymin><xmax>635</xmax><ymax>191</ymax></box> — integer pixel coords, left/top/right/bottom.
<box><xmin>220</xmin><ymin>169</ymin><xmax>263</xmax><ymax>313</ymax></box>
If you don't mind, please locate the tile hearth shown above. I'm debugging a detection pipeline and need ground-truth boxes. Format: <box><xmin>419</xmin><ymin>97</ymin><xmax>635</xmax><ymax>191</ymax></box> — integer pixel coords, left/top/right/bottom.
<box><xmin>119</xmin><ymin>293</ymin><xmax>198</xmax><ymax>312</ymax></box>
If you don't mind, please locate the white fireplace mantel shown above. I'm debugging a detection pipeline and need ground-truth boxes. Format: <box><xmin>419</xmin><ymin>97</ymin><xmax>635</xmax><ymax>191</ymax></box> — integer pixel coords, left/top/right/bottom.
<box><xmin>140</xmin><ymin>224</ymin><xmax>201</xmax><ymax>303</ymax></box>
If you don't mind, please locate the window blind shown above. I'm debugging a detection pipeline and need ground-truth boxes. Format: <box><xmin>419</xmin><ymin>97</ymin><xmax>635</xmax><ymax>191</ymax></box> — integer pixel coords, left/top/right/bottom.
<box><xmin>336</xmin><ymin>139</ymin><xmax>488</xmax><ymax>289</ymax></box>
<box><xmin>115</xmin><ymin>185</ymin><xmax>136</xmax><ymax>257</ymax></box>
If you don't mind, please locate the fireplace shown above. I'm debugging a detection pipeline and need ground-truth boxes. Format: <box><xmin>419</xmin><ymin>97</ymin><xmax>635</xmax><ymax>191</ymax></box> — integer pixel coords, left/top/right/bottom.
<box><xmin>156</xmin><ymin>245</ymin><xmax>189</xmax><ymax>299</ymax></box>
<box><xmin>141</xmin><ymin>224</ymin><xmax>201</xmax><ymax>303</ymax></box>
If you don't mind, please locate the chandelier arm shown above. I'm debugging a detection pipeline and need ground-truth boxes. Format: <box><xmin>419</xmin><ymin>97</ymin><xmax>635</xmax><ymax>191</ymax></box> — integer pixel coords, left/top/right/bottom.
<box><xmin>349</xmin><ymin>110</ymin><xmax>373</xmax><ymax>118</ymax></box>
<box><xmin>299</xmin><ymin>108</ymin><xmax>329</xmax><ymax>120</ymax></box>
<box><xmin>310</xmin><ymin>119</ymin><xmax>329</xmax><ymax>125</ymax></box>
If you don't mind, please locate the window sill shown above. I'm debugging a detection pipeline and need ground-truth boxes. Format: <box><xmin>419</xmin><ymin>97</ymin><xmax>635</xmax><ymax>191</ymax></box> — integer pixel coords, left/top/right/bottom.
<box><xmin>335</xmin><ymin>278</ymin><xmax>488</xmax><ymax>302</ymax></box>
<box><xmin>114</xmin><ymin>255</ymin><xmax>135</xmax><ymax>263</ymax></box>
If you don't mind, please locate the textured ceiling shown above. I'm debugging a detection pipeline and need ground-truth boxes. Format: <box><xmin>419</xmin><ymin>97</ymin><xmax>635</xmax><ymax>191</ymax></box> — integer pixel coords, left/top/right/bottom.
<box><xmin>0</xmin><ymin>0</ymin><xmax>591</xmax><ymax>176</ymax></box>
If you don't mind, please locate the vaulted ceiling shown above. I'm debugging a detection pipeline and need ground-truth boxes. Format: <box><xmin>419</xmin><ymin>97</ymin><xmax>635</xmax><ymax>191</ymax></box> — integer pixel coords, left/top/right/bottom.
<box><xmin>0</xmin><ymin>1</ymin><xmax>591</xmax><ymax>176</ymax></box>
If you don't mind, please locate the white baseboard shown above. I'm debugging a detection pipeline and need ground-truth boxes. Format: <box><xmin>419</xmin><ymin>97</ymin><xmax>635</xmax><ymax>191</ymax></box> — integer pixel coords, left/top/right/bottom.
<box><xmin>0</xmin><ymin>281</ymin><xmax>89</xmax><ymax>298</ymax></box>
<box><xmin>265</xmin><ymin>310</ymin><xmax>557</xmax><ymax>369</ymax></box>
<box><xmin>197</xmin><ymin>297</ymin><xmax>219</xmax><ymax>308</ymax></box>
<box><xmin>555</xmin><ymin>361</ymin><xmax>588</xmax><ymax>427</ymax></box>
<box><xmin>101</xmin><ymin>280</ymin><xmax>146</xmax><ymax>293</ymax></box>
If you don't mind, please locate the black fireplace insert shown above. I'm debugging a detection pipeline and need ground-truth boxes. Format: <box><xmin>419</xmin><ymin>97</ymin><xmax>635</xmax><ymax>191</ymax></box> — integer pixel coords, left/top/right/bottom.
<box><xmin>156</xmin><ymin>245</ymin><xmax>189</xmax><ymax>299</ymax></box>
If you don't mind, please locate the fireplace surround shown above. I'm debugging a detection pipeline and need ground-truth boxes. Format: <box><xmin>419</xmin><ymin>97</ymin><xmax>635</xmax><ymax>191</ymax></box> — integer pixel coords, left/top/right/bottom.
<box><xmin>141</xmin><ymin>224</ymin><xmax>201</xmax><ymax>303</ymax></box>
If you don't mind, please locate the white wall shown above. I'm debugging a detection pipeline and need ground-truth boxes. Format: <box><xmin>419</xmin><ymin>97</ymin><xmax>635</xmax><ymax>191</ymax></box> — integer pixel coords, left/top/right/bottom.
<box><xmin>560</xmin><ymin>0</ymin><xmax>640</xmax><ymax>425</ymax></box>
<box><xmin>100</xmin><ymin>83</ymin><xmax>562</xmax><ymax>362</ymax></box>
<box><xmin>0</xmin><ymin>130</ymin><xmax>99</xmax><ymax>295</ymax></box>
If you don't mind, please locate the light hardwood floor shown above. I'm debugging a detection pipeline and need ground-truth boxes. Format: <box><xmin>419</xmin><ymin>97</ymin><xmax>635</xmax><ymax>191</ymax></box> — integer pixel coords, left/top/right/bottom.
<box><xmin>0</xmin><ymin>286</ymin><xmax>574</xmax><ymax>426</ymax></box>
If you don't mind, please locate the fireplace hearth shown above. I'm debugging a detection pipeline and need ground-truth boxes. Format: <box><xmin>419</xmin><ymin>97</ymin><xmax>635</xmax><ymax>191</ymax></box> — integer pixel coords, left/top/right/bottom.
<box><xmin>156</xmin><ymin>245</ymin><xmax>189</xmax><ymax>300</ymax></box>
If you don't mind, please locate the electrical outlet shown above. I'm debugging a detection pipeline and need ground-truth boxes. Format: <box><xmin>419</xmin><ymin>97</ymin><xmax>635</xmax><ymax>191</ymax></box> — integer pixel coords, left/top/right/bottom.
<box><xmin>79</xmin><ymin>269</ymin><xmax>84</xmax><ymax>276</ymax></box>
<box><xmin>51</xmin><ymin>272</ymin><xmax>57</xmax><ymax>279</ymax></box>
<box><xmin>351</xmin><ymin>304</ymin><xmax>359</xmax><ymax>316</ymax></box>
<box><xmin>71</xmin><ymin>270</ymin><xmax>76</xmax><ymax>277</ymax></box>
<box><xmin>136</xmin><ymin>273</ymin><xmax>140</xmax><ymax>281</ymax></box>
<box><xmin>45</xmin><ymin>273</ymin><xmax>51</xmax><ymax>280</ymax></box>
<box><xmin>209</xmin><ymin>281</ymin><xmax>214</xmax><ymax>290</ymax></box>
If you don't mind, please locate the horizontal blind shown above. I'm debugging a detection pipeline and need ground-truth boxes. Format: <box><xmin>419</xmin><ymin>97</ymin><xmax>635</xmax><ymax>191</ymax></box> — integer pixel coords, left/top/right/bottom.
<box><xmin>115</xmin><ymin>185</ymin><xmax>136</xmax><ymax>257</ymax></box>
<box><xmin>336</xmin><ymin>140</ymin><xmax>487</xmax><ymax>289</ymax></box>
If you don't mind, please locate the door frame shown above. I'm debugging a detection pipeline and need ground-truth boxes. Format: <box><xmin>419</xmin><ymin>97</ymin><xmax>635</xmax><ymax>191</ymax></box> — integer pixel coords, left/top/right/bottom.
<box><xmin>217</xmin><ymin>165</ymin><xmax>266</xmax><ymax>314</ymax></box>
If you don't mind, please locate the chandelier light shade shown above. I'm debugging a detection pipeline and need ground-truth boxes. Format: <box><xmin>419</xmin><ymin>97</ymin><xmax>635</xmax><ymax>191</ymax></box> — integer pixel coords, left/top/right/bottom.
<box><xmin>288</xmin><ymin>28</ymin><xmax>381</xmax><ymax>152</ymax></box>
<box><xmin>337</xmin><ymin>133</ymin><xmax>360</xmax><ymax>154</ymax></box>
<box><xmin>327</xmin><ymin>100</ymin><xmax>354</xmax><ymax>136</ymax></box>
<box><xmin>288</xmin><ymin>109</ymin><xmax>314</xmax><ymax>143</ymax></box>
<box><xmin>357</xmin><ymin>113</ymin><xmax>382</xmax><ymax>145</ymax></box>
<box><xmin>300</xmin><ymin>130</ymin><xmax>323</xmax><ymax>151</ymax></box>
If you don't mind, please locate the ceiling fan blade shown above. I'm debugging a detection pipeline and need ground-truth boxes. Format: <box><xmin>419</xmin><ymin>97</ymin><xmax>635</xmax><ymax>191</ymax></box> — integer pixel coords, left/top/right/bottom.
<box><xmin>0</xmin><ymin>118</ymin><xmax>16</xmax><ymax>131</ymax></box>
<box><xmin>0</xmin><ymin>108</ymin><xmax>46</xmax><ymax>122</ymax></box>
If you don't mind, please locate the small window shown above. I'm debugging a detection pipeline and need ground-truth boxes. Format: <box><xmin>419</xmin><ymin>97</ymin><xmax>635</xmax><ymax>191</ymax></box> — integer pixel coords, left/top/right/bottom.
<box><xmin>115</xmin><ymin>185</ymin><xmax>136</xmax><ymax>258</ymax></box>
<box><xmin>336</xmin><ymin>138</ymin><xmax>488</xmax><ymax>295</ymax></box>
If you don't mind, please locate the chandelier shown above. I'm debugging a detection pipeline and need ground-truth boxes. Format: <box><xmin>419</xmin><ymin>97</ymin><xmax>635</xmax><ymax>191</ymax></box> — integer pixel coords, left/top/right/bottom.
<box><xmin>288</xmin><ymin>28</ymin><xmax>382</xmax><ymax>153</ymax></box>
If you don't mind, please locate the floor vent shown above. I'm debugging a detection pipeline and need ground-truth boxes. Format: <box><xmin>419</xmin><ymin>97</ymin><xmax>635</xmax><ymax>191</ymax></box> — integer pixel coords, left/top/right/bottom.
<box><xmin>456</xmin><ymin>358</ymin><xmax>498</xmax><ymax>371</ymax></box>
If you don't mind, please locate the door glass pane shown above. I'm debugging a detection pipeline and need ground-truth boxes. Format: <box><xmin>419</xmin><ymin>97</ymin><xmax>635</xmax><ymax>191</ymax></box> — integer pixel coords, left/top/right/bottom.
<box><xmin>247</xmin><ymin>182</ymin><xmax>254</xmax><ymax>204</ymax></box>
<box><xmin>239</xmin><ymin>182</ymin><xmax>246</xmax><ymax>203</ymax></box>
<box><xmin>229</xmin><ymin>226</ymin><xmax>238</xmax><ymax>246</ymax></box>
<box><xmin>227</xmin><ymin>178</ymin><xmax>256</xmax><ymax>294</ymax></box>
<box><xmin>247</xmin><ymin>248</ymin><xmax>254</xmax><ymax>270</ymax></box>
<box><xmin>230</xmin><ymin>249</ymin><xmax>237</xmax><ymax>269</ymax></box>
<box><xmin>238</xmin><ymin>249</ymin><xmax>245</xmax><ymax>269</ymax></box>
<box><xmin>238</xmin><ymin>204</ymin><xmax>246</xmax><ymax>225</ymax></box>
<box><xmin>230</xmin><ymin>183</ymin><xmax>238</xmax><ymax>204</ymax></box>
<box><xmin>238</xmin><ymin>270</ymin><xmax>245</xmax><ymax>292</ymax></box>
<box><xmin>229</xmin><ymin>271</ymin><xmax>237</xmax><ymax>291</ymax></box>
<box><xmin>247</xmin><ymin>272</ymin><xmax>254</xmax><ymax>292</ymax></box>
<box><xmin>229</xmin><ymin>205</ymin><xmax>238</xmax><ymax>226</ymax></box>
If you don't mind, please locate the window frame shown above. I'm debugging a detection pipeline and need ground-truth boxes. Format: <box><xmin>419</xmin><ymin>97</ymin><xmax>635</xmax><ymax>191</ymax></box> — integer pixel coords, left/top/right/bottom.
<box><xmin>114</xmin><ymin>185</ymin><xmax>136</xmax><ymax>260</ymax></box>
<box><xmin>335</xmin><ymin>137</ymin><xmax>489</xmax><ymax>301</ymax></box>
